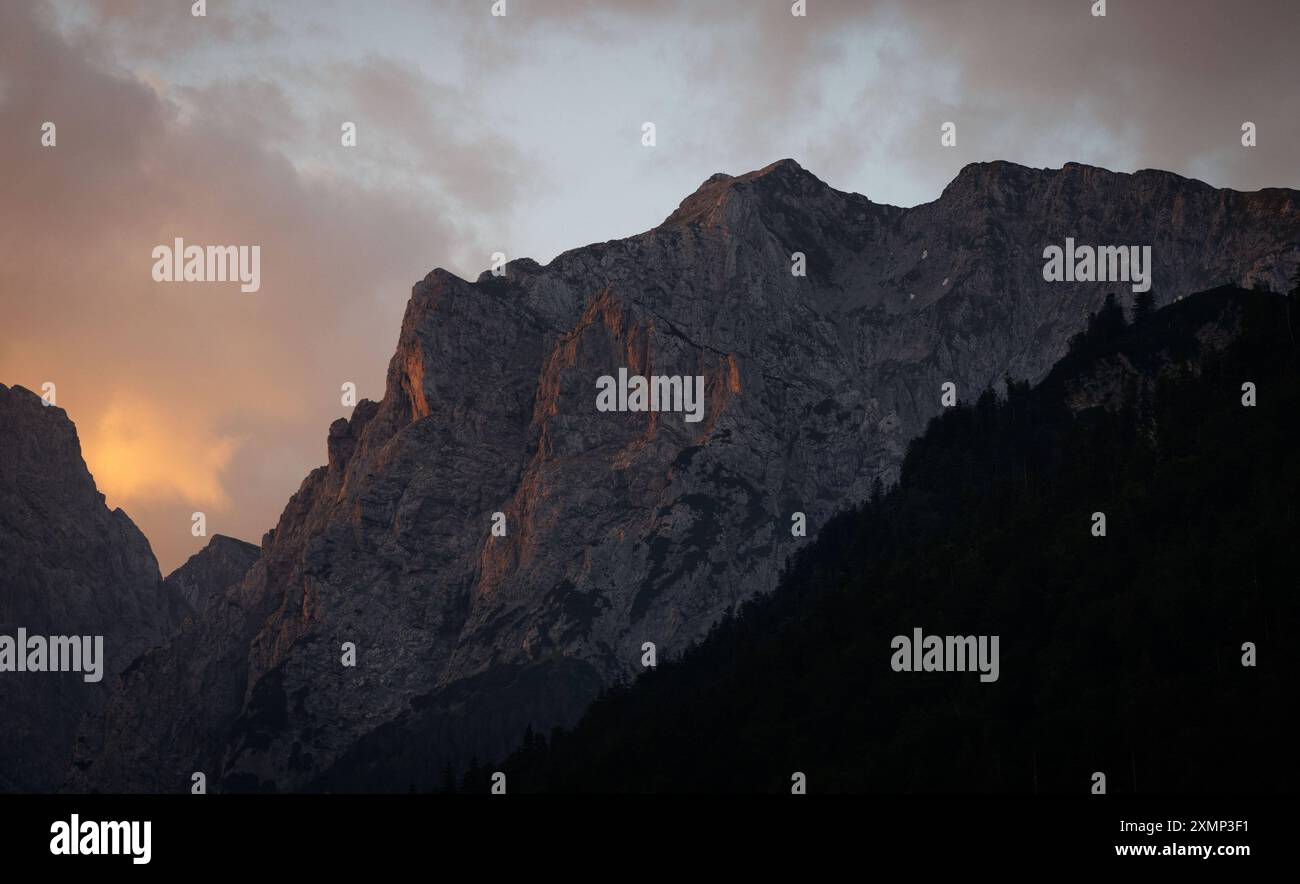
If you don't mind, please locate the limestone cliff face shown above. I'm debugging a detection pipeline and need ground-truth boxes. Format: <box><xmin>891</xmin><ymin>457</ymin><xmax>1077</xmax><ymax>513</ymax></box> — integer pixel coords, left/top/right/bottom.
<box><xmin>164</xmin><ymin>535</ymin><xmax>261</xmax><ymax>614</ymax></box>
<box><xmin>70</xmin><ymin>160</ymin><xmax>1300</xmax><ymax>792</ymax></box>
<box><xmin>0</xmin><ymin>384</ymin><xmax>187</xmax><ymax>791</ymax></box>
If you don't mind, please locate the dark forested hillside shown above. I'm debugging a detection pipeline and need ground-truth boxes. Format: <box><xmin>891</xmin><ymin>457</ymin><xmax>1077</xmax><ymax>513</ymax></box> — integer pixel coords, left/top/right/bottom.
<box><xmin>470</xmin><ymin>285</ymin><xmax>1300</xmax><ymax>794</ymax></box>
<box><xmin>74</xmin><ymin>156</ymin><xmax>1300</xmax><ymax>795</ymax></box>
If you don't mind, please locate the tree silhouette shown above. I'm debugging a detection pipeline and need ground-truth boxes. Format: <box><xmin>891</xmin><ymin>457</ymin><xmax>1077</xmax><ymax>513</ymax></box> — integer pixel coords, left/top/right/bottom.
<box><xmin>1132</xmin><ymin>290</ymin><xmax>1156</xmax><ymax>324</ymax></box>
<box><xmin>1087</xmin><ymin>292</ymin><xmax>1128</xmax><ymax>342</ymax></box>
<box><xmin>485</xmin><ymin>287</ymin><xmax>1299</xmax><ymax>795</ymax></box>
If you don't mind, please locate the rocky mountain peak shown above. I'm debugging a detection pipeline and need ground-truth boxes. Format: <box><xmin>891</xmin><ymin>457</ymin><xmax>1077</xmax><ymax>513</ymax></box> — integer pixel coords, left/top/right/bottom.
<box><xmin>68</xmin><ymin>159</ymin><xmax>1300</xmax><ymax>793</ymax></box>
<box><xmin>1</xmin><ymin>384</ymin><xmax>105</xmax><ymax>513</ymax></box>
<box><xmin>0</xmin><ymin>384</ymin><xmax>187</xmax><ymax>791</ymax></box>
<box><xmin>163</xmin><ymin>534</ymin><xmax>262</xmax><ymax>614</ymax></box>
<box><xmin>663</xmin><ymin>156</ymin><xmax>840</xmax><ymax>229</ymax></box>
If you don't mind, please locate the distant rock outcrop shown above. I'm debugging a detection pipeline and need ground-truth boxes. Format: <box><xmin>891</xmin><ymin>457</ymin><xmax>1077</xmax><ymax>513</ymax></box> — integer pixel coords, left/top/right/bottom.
<box><xmin>69</xmin><ymin>160</ymin><xmax>1300</xmax><ymax>793</ymax></box>
<box><xmin>165</xmin><ymin>535</ymin><xmax>261</xmax><ymax>614</ymax></box>
<box><xmin>0</xmin><ymin>384</ymin><xmax>188</xmax><ymax>791</ymax></box>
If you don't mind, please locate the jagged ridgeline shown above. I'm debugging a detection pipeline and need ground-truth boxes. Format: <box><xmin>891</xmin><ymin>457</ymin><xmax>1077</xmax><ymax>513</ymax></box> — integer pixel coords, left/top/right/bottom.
<box><xmin>68</xmin><ymin>159</ymin><xmax>1300</xmax><ymax>794</ymax></box>
<box><xmin>471</xmin><ymin>287</ymin><xmax>1300</xmax><ymax>794</ymax></box>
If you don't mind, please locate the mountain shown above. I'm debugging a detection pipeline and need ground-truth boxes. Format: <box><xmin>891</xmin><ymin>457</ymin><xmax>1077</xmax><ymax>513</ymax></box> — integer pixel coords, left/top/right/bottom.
<box><xmin>485</xmin><ymin>286</ymin><xmax>1300</xmax><ymax>793</ymax></box>
<box><xmin>70</xmin><ymin>160</ymin><xmax>1300</xmax><ymax>792</ymax></box>
<box><xmin>164</xmin><ymin>535</ymin><xmax>261</xmax><ymax>613</ymax></box>
<box><xmin>0</xmin><ymin>384</ymin><xmax>188</xmax><ymax>791</ymax></box>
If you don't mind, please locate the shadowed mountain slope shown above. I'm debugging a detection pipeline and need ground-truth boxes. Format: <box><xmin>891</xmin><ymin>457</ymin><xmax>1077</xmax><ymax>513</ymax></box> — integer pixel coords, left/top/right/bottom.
<box><xmin>0</xmin><ymin>384</ymin><xmax>188</xmax><ymax>791</ymax></box>
<box><xmin>69</xmin><ymin>160</ymin><xmax>1300</xmax><ymax>792</ymax></box>
<box><xmin>164</xmin><ymin>535</ymin><xmax>261</xmax><ymax>614</ymax></box>
<box><xmin>482</xmin><ymin>287</ymin><xmax>1300</xmax><ymax>793</ymax></box>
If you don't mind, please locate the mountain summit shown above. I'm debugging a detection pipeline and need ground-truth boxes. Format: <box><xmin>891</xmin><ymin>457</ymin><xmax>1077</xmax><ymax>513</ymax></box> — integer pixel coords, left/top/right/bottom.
<box><xmin>0</xmin><ymin>384</ymin><xmax>188</xmax><ymax>791</ymax></box>
<box><xmin>71</xmin><ymin>160</ymin><xmax>1300</xmax><ymax>792</ymax></box>
<box><xmin>163</xmin><ymin>535</ymin><xmax>262</xmax><ymax>614</ymax></box>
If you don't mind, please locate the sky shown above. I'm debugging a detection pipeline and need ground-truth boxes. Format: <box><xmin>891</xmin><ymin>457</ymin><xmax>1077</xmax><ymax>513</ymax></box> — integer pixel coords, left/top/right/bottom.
<box><xmin>2</xmin><ymin>0</ymin><xmax>1297</xmax><ymax>572</ymax></box>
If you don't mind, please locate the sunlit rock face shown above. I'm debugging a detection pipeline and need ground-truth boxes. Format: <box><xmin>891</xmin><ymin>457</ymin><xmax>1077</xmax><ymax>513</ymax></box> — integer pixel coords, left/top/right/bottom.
<box><xmin>70</xmin><ymin>160</ymin><xmax>1300</xmax><ymax>792</ymax></box>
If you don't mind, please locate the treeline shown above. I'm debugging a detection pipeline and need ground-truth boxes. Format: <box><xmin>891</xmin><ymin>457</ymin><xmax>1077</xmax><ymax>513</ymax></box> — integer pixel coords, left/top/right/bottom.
<box><xmin>459</xmin><ymin>285</ymin><xmax>1299</xmax><ymax>794</ymax></box>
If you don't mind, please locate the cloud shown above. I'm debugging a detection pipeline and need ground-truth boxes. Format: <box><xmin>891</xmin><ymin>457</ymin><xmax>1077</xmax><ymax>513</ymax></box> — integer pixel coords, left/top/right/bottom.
<box><xmin>57</xmin><ymin>0</ymin><xmax>281</xmax><ymax>62</ymax></box>
<box><xmin>321</xmin><ymin>54</ymin><xmax>530</xmax><ymax>222</ymax></box>
<box><xmin>3</xmin><ymin>0</ymin><xmax>1296</xmax><ymax>571</ymax></box>
<box><xmin>82</xmin><ymin>395</ymin><xmax>242</xmax><ymax>509</ymax></box>
<box><xmin>872</xmin><ymin>0</ymin><xmax>1300</xmax><ymax>194</ymax></box>
<box><xmin>0</xmin><ymin>2</ymin><xmax>505</xmax><ymax>570</ymax></box>
<box><xmin>469</xmin><ymin>0</ymin><xmax>1298</xmax><ymax>203</ymax></box>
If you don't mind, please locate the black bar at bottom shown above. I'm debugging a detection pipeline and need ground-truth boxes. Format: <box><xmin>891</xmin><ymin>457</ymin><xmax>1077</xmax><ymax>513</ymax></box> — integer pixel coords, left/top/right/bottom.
<box><xmin>0</xmin><ymin>794</ymin><xmax>1279</xmax><ymax>869</ymax></box>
